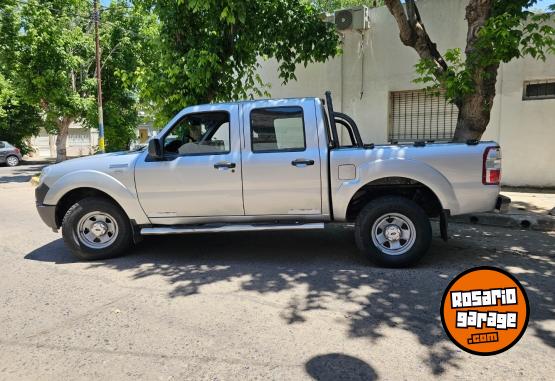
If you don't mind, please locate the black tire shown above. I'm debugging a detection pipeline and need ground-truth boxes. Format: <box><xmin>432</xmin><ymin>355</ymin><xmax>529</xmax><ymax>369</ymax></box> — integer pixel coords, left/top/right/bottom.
<box><xmin>6</xmin><ymin>155</ymin><xmax>19</xmax><ymax>167</ymax></box>
<box><xmin>62</xmin><ymin>197</ymin><xmax>133</xmax><ymax>260</ymax></box>
<box><xmin>355</xmin><ymin>196</ymin><xmax>432</xmax><ymax>267</ymax></box>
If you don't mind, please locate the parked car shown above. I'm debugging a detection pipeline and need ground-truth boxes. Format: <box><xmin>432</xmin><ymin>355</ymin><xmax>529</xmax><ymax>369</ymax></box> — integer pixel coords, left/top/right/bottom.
<box><xmin>0</xmin><ymin>141</ymin><xmax>22</xmax><ymax>167</ymax></box>
<box><xmin>35</xmin><ymin>92</ymin><xmax>508</xmax><ymax>267</ymax></box>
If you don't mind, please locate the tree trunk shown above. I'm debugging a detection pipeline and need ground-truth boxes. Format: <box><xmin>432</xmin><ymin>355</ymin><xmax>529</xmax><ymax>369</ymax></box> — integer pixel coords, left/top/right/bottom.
<box><xmin>453</xmin><ymin>64</ymin><xmax>499</xmax><ymax>142</ymax></box>
<box><xmin>452</xmin><ymin>0</ymin><xmax>497</xmax><ymax>142</ymax></box>
<box><xmin>55</xmin><ymin>117</ymin><xmax>71</xmax><ymax>163</ymax></box>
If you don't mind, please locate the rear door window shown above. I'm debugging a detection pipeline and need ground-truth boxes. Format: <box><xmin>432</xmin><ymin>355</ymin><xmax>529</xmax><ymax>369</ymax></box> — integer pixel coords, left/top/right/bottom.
<box><xmin>250</xmin><ymin>107</ymin><xmax>305</xmax><ymax>152</ymax></box>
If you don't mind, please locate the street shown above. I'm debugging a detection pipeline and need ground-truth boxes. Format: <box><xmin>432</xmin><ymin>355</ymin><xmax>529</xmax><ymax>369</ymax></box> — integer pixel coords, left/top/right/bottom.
<box><xmin>1</xmin><ymin>164</ymin><xmax>554</xmax><ymax>380</ymax></box>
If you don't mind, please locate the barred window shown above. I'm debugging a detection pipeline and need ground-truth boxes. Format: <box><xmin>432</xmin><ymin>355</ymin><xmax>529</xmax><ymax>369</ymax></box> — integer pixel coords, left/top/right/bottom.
<box><xmin>523</xmin><ymin>80</ymin><xmax>555</xmax><ymax>100</ymax></box>
<box><xmin>389</xmin><ymin>90</ymin><xmax>458</xmax><ymax>143</ymax></box>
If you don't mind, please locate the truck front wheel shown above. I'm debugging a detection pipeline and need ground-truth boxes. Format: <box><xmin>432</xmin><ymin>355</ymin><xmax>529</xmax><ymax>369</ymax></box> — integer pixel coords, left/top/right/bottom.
<box><xmin>355</xmin><ymin>196</ymin><xmax>432</xmax><ymax>267</ymax></box>
<box><xmin>62</xmin><ymin>197</ymin><xmax>133</xmax><ymax>260</ymax></box>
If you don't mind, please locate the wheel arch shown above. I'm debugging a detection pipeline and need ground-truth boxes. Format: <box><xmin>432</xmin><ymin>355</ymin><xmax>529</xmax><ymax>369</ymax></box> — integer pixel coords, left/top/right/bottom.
<box><xmin>54</xmin><ymin>187</ymin><xmax>127</xmax><ymax>228</ymax></box>
<box><xmin>45</xmin><ymin>170</ymin><xmax>150</xmax><ymax>227</ymax></box>
<box><xmin>345</xmin><ymin>176</ymin><xmax>445</xmax><ymax>222</ymax></box>
<box><xmin>332</xmin><ymin>157</ymin><xmax>460</xmax><ymax>221</ymax></box>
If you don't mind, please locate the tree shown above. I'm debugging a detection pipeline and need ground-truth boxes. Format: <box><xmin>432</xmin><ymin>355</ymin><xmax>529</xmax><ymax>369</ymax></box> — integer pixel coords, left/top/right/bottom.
<box><xmin>0</xmin><ymin>74</ymin><xmax>43</xmax><ymax>154</ymax></box>
<box><xmin>0</xmin><ymin>1</ymin><xmax>43</xmax><ymax>154</ymax></box>
<box><xmin>2</xmin><ymin>0</ymin><xmax>95</xmax><ymax>162</ymax></box>
<box><xmin>136</xmin><ymin>0</ymin><xmax>340</xmax><ymax>125</ymax></box>
<box><xmin>84</xmin><ymin>0</ymin><xmax>157</xmax><ymax>151</ymax></box>
<box><xmin>384</xmin><ymin>0</ymin><xmax>555</xmax><ymax>141</ymax></box>
<box><xmin>0</xmin><ymin>0</ymin><xmax>155</xmax><ymax>158</ymax></box>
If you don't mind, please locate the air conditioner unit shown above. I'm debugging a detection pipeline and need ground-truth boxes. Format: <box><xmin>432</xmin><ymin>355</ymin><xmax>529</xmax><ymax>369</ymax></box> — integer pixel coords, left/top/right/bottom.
<box><xmin>321</xmin><ymin>12</ymin><xmax>336</xmax><ymax>24</ymax></box>
<box><xmin>334</xmin><ymin>6</ymin><xmax>370</xmax><ymax>31</ymax></box>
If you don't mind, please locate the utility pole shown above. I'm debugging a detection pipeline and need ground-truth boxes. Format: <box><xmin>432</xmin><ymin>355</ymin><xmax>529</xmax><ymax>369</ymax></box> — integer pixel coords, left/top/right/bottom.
<box><xmin>93</xmin><ymin>0</ymin><xmax>105</xmax><ymax>153</ymax></box>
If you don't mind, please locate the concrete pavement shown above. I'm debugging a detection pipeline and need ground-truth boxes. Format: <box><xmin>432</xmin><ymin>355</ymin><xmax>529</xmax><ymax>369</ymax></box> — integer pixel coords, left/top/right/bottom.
<box><xmin>0</xmin><ymin>165</ymin><xmax>554</xmax><ymax>380</ymax></box>
<box><xmin>451</xmin><ymin>189</ymin><xmax>555</xmax><ymax>231</ymax></box>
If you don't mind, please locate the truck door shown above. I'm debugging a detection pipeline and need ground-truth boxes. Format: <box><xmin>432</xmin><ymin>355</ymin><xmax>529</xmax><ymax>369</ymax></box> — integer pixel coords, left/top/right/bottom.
<box><xmin>241</xmin><ymin>99</ymin><xmax>323</xmax><ymax>216</ymax></box>
<box><xmin>134</xmin><ymin>104</ymin><xmax>244</xmax><ymax>220</ymax></box>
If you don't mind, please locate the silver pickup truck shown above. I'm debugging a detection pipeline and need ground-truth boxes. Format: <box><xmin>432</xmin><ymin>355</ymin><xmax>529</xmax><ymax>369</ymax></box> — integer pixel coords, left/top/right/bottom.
<box><xmin>35</xmin><ymin>92</ymin><xmax>506</xmax><ymax>267</ymax></box>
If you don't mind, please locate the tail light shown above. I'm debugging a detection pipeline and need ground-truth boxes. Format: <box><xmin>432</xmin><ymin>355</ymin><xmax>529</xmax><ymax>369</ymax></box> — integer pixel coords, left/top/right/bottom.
<box><xmin>16</xmin><ymin>148</ymin><xmax>20</xmax><ymax>154</ymax></box>
<box><xmin>483</xmin><ymin>146</ymin><xmax>501</xmax><ymax>185</ymax></box>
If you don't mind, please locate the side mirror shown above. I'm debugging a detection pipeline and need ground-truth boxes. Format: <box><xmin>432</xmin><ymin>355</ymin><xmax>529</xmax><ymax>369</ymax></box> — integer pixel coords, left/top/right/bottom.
<box><xmin>148</xmin><ymin>138</ymin><xmax>163</xmax><ymax>160</ymax></box>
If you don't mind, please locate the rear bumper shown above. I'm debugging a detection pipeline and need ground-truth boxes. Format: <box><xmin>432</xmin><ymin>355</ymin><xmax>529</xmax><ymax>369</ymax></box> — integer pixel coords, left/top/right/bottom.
<box><xmin>495</xmin><ymin>195</ymin><xmax>511</xmax><ymax>213</ymax></box>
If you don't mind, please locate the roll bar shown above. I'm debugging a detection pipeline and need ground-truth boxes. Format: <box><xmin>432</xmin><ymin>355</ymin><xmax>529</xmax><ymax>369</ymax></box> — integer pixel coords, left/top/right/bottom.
<box><xmin>324</xmin><ymin>91</ymin><xmax>365</xmax><ymax>148</ymax></box>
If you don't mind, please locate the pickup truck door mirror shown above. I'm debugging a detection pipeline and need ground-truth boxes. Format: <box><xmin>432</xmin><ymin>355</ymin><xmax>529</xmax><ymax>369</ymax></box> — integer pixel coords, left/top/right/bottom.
<box><xmin>148</xmin><ymin>138</ymin><xmax>163</xmax><ymax>160</ymax></box>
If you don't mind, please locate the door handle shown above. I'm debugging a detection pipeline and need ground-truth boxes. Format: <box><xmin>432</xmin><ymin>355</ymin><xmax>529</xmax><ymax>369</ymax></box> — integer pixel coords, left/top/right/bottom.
<box><xmin>291</xmin><ymin>159</ymin><xmax>315</xmax><ymax>167</ymax></box>
<box><xmin>214</xmin><ymin>162</ymin><xmax>236</xmax><ymax>169</ymax></box>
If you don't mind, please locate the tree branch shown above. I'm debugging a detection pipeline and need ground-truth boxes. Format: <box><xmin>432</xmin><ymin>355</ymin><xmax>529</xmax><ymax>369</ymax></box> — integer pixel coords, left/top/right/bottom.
<box><xmin>385</xmin><ymin>0</ymin><xmax>448</xmax><ymax>75</ymax></box>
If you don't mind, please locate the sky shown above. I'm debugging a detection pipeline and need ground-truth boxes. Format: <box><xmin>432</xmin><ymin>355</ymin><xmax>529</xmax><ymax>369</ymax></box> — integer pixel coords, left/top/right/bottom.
<box><xmin>534</xmin><ymin>0</ymin><xmax>554</xmax><ymax>10</ymax></box>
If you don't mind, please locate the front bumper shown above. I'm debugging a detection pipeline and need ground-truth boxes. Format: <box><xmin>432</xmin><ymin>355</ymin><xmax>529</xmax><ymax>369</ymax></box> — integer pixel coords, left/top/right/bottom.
<box><xmin>495</xmin><ymin>195</ymin><xmax>511</xmax><ymax>213</ymax></box>
<box><xmin>35</xmin><ymin>182</ymin><xmax>58</xmax><ymax>232</ymax></box>
<box><xmin>36</xmin><ymin>203</ymin><xmax>58</xmax><ymax>232</ymax></box>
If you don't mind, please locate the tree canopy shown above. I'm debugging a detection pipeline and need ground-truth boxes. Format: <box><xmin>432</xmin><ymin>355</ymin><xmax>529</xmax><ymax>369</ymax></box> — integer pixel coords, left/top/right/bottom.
<box><xmin>1</xmin><ymin>0</ymin><xmax>342</xmax><ymax>155</ymax></box>
<box><xmin>85</xmin><ymin>1</ymin><xmax>158</xmax><ymax>151</ymax></box>
<box><xmin>135</xmin><ymin>0</ymin><xmax>340</xmax><ymax>125</ymax></box>
<box><xmin>0</xmin><ymin>0</ymin><xmax>155</xmax><ymax>157</ymax></box>
<box><xmin>0</xmin><ymin>1</ymin><xmax>43</xmax><ymax>154</ymax></box>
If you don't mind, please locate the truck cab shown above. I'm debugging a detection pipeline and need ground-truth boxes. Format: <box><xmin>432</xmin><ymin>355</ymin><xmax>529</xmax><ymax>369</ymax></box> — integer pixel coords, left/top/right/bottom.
<box><xmin>135</xmin><ymin>98</ymin><xmax>330</xmax><ymax>224</ymax></box>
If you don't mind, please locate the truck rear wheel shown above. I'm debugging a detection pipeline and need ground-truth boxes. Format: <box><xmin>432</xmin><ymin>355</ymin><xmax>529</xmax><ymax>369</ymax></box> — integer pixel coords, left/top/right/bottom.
<box><xmin>62</xmin><ymin>197</ymin><xmax>132</xmax><ymax>260</ymax></box>
<box><xmin>355</xmin><ymin>196</ymin><xmax>432</xmax><ymax>267</ymax></box>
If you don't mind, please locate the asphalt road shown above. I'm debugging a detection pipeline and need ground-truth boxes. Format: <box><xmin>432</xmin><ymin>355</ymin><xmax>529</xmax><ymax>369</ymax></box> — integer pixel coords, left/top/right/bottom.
<box><xmin>1</xmin><ymin>164</ymin><xmax>554</xmax><ymax>380</ymax></box>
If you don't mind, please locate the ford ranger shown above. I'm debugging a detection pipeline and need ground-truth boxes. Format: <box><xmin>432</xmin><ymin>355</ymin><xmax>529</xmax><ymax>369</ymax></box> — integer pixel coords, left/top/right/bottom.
<box><xmin>35</xmin><ymin>92</ymin><xmax>507</xmax><ymax>267</ymax></box>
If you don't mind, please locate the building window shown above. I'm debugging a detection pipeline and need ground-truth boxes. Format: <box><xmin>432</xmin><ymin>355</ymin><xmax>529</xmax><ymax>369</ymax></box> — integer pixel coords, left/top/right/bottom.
<box><xmin>389</xmin><ymin>90</ymin><xmax>458</xmax><ymax>143</ymax></box>
<box><xmin>67</xmin><ymin>129</ymin><xmax>91</xmax><ymax>146</ymax></box>
<box><xmin>523</xmin><ymin>80</ymin><xmax>555</xmax><ymax>100</ymax></box>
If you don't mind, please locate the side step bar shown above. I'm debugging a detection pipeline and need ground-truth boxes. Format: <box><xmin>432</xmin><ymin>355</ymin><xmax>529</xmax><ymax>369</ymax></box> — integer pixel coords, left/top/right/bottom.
<box><xmin>140</xmin><ymin>223</ymin><xmax>325</xmax><ymax>236</ymax></box>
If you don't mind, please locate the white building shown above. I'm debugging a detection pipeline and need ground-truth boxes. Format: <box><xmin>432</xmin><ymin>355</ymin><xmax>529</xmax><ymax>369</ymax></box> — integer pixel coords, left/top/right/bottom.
<box><xmin>29</xmin><ymin>118</ymin><xmax>156</xmax><ymax>157</ymax></box>
<box><xmin>29</xmin><ymin>123</ymin><xmax>98</xmax><ymax>159</ymax></box>
<box><xmin>257</xmin><ymin>0</ymin><xmax>555</xmax><ymax>187</ymax></box>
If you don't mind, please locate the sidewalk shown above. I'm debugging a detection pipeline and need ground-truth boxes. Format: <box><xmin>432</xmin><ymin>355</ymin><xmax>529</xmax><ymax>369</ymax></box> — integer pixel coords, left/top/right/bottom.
<box><xmin>21</xmin><ymin>156</ymin><xmax>56</xmax><ymax>165</ymax></box>
<box><xmin>450</xmin><ymin>188</ymin><xmax>555</xmax><ymax>231</ymax></box>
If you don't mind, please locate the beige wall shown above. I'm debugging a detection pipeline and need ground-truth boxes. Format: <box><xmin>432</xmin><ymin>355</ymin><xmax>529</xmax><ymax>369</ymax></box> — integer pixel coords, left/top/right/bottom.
<box><xmin>257</xmin><ymin>0</ymin><xmax>555</xmax><ymax>187</ymax></box>
<box><xmin>30</xmin><ymin>124</ymin><xmax>98</xmax><ymax>159</ymax></box>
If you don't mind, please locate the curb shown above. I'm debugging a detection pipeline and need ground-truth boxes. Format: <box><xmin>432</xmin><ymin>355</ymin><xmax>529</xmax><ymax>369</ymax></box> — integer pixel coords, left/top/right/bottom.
<box><xmin>450</xmin><ymin>212</ymin><xmax>555</xmax><ymax>232</ymax></box>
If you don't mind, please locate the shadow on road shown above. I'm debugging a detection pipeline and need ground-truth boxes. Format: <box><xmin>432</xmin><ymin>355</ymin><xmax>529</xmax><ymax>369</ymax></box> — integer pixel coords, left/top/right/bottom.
<box><xmin>0</xmin><ymin>165</ymin><xmax>45</xmax><ymax>184</ymax></box>
<box><xmin>305</xmin><ymin>353</ymin><xmax>377</xmax><ymax>381</ymax></box>
<box><xmin>25</xmin><ymin>224</ymin><xmax>555</xmax><ymax>375</ymax></box>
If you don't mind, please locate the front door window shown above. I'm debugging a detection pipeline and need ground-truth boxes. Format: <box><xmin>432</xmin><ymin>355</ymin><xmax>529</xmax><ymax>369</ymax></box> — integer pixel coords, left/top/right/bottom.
<box><xmin>164</xmin><ymin>112</ymin><xmax>230</xmax><ymax>157</ymax></box>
